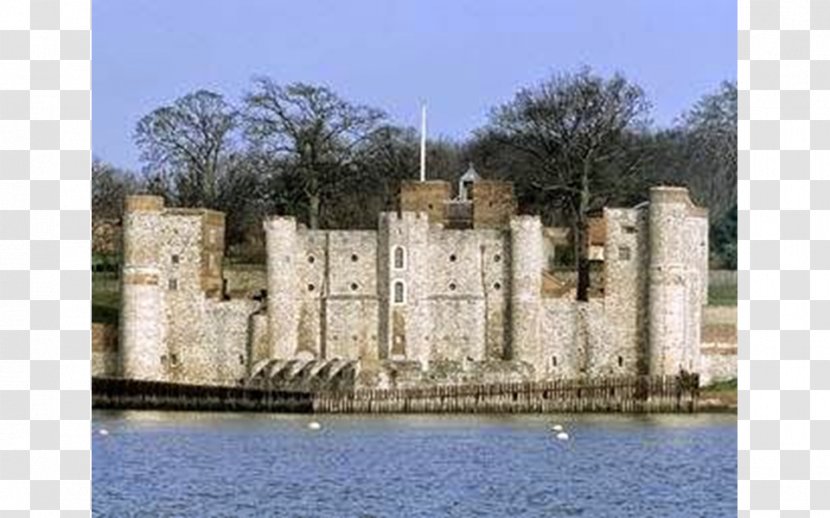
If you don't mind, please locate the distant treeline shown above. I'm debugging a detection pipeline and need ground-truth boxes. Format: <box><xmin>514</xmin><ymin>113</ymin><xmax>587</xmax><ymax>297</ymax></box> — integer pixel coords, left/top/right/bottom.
<box><xmin>93</xmin><ymin>68</ymin><xmax>736</xmax><ymax>273</ymax></box>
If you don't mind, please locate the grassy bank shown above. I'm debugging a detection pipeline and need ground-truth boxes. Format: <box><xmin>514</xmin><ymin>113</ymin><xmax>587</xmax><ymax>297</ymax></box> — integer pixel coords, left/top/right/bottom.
<box><xmin>698</xmin><ymin>378</ymin><xmax>737</xmax><ymax>412</ymax></box>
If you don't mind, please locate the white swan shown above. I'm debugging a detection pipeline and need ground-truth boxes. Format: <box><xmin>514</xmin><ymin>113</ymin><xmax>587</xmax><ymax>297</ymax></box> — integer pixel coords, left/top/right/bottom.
<box><xmin>308</xmin><ymin>421</ymin><xmax>321</xmax><ymax>430</ymax></box>
<box><xmin>556</xmin><ymin>432</ymin><xmax>569</xmax><ymax>440</ymax></box>
<box><xmin>551</xmin><ymin>424</ymin><xmax>564</xmax><ymax>432</ymax></box>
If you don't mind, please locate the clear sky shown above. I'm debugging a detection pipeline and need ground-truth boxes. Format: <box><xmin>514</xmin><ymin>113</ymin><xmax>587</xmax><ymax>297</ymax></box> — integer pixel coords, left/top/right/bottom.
<box><xmin>93</xmin><ymin>0</ymin><xmax>735</xmax><ymax>171</ymax></box>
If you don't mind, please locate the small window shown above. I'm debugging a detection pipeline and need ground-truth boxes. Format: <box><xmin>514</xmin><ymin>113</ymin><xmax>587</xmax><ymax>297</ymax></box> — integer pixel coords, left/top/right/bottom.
<box><xmin>160</xmin><ymin>355</ymin><xmax>167</xmax><ymax>366</ymax></box>
<box><xmin>168</xmin><ymin>278</ymin><xmax>178</xmax><ymax>290</ymax></box>
<box><xmin>493</xmin><ymin>254</ymin><xmax>501</xmax><ymax>263</ymax></box>
<box><xmin>171</xmin><ymin>254</ymin><xmax>179</xmax><ymax>264</ymax></box>
<box><xmin>449</xmin><ymin>282</ymin><xmax>457</xmax><ymax>291</ymax></box>
<box><xmin>618</xmin><ymin>246</ymin><xmax>631</xmax><ymax>261</ymax></box>
<box><xmin>623</xmin><ymin>225</ymin><xmax>637</xmax><ymax>234</ymax></box>
<box><xmin>350</xmin><ymin>282</ymin><xmax>359</xmax><ymax>291</ymax></box>
<box><xmin>307</xmin><ymin>284</ymin><xmax>315</xmax><ymax>292</ymax></box>
<box><xmin>238</xmin><ymin>354</ymin><xmax>245</xmax><ymax>365</ymax></box>
<box><xmin>308</xmin><ymin>255</ymin><xmax>315</xmax><ymax>264</ymax></box>
<box><xmin>351</xmin><ymin>254</ymin><xmax>359</xmax><ymax>262</ymax></box>
<box><xmin>493</xmin><ymin>282</ymin><xmax>501</xmax><ymax>290</ymax></box>
<box><xmin>449</xmin><ymin>254</ymin><xmax>457</xmax><ymax>262</ymax></box>
<box><xmin>428</xmin><ymin>203</ymin><xmax>434</xmax><ymax>210</ymax></box>
<box><xmin>393</xmin><ymin>246</ymin><xmax>405</xmax><ymax>270</ymax></box>
<box><xmin>618</xmin><ymin>356</ymin><xmax>624</xmax><ymax>367</ymax></box>
<box><xmin>393</xmin><ymin>281</ymin><xmax>405</xmax><ymax>303</ymax></box>
<box><xmin>552</xmin><ymin>356</ymin><xmax>557</xmax><ymax>367</ymax></box>
<box><xmin>171</xmin><ymin>354</ymin><xmax>178</xmax><ymax>366</ymax></box>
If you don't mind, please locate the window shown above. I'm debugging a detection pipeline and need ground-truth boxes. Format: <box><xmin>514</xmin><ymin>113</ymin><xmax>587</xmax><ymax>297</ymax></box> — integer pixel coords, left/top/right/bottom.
<box><xmin>170</xmin><ymin>354</ymin><xmax>178</xmax><ymax>366</ymax></box>
<box><xmin>448</xmin><ymin>282</ymin><xmax>457</xmax><ymax>291</ymax></box>
<box><xmin>623</xmin><ymin>225</ymin><xmax>637</xmax><ymax>234</ymax></box>
<box><xmin>238</xmin><ymin>354</ymin><xmax>245</xmax><ymax>365</ymax></box>
<box><xmin>393</xmin><ymin>246</ymin><xmax>405</xmax><ymax>270</ymax></box>
<box><xmin>618</xmin><ymin>356</ymin><xmax>624</xmax><ymax>367</ymax></box>
<box><xmin>393</xmin><ymin>281</ymin><xmax>405</xmax><ymax>303</ymax></box>
<box><xmin>493</xmin><ymin>282</ymin><xmax>501</xmax><ymax>290</ymax></box>
<box><xmin>618</xmin><ymin>246</ymin><xmax>631</xmax><ymax>261</ymax></box>
<box><xmin>350</xmin><ymin>282</ymin><xmax>359</xmax><ymax>291</ymax></box>
<box><xmin>351</xmin><ymin>254</ymin><xmax>359</xmax><ymax>262</ymax></box>
<box><xmin>168</xmin><ymin>278</ymin><xmax>178</xmax><ymax>290</ymax></box>
<box><xmin>308</xmin><ymin>255</ymin><xmax>315</xmax><ymax>264</ymax></box>
<box><xmin>449</xmin><ymin>254</ymin><xmax>457</xmax><ymax>262</ymax></box>
<box><xmin>552</xmin><ymin>356</ymin><xmax>557</xmax><ymax>367</ymax></box>
<box><xmin>160</xmin><ymin>355</ymin><xmax>167</xmax><ymax>366</ymax></box>
<box><xmin>493</xmin><ymin>254</ymin><xmax>501</xmax><ymax>263</ymax></box>
<box><xmin>307</xmin><ymin>284</ymin><xmax>315</xmax><ymax>292</ymax></box>
<box><xmin>171</xmin><ymin>254</ymin><xmax>179</xmax><ymax>264</ymax></box>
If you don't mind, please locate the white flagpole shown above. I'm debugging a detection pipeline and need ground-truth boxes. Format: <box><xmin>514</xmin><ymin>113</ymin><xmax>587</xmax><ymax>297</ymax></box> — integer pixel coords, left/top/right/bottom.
<box><xmin>420</xmin><ymin>102</ymin><xmax>427</xmax><ymax>182</ymax></box>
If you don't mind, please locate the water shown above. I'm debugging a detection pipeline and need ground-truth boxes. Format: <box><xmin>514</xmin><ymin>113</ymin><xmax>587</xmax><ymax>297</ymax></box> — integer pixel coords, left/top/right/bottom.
<box><xmin>93</xmin><ymin>411</ymin><xmax>736</xmax><ymax>517</ymax></box>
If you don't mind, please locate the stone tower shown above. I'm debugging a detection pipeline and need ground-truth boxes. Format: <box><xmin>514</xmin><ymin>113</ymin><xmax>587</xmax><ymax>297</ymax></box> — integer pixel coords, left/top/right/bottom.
<box><xmin>378</xmin><ymin>211</ymin><xmax>431</xmax><ymax>364</ymax></box>
<box><xmin>119</xmin><ymin>195</ymin><xmax>165</xmax><ymax>380</ymax></box>
<box><xmin>647</xmin><ymin>186</ymin><xmax>707</xmax><ymax>376</ymax></box>
<box><xmin>264</xmin><ymin>216</ymin><xmax>300</xmax><ymax>359</ymax></box>
<box><xmin>509</xmin><ymin>215</ymin><xmax>544</xmax><ymax>372</ymax></box>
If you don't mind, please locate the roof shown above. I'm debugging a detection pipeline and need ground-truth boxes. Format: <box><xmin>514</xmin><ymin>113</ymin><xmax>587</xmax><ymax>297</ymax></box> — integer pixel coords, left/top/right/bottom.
<box><xmin>459</xmin><ymin>163</ymin><xmax>481</xmax><ymax>183</ymax></box>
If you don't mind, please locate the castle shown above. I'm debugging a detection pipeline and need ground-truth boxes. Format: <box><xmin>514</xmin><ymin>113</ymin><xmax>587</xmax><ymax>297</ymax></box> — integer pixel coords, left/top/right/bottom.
<box><xmin>109</xmin><ymin>166</ymin><xmax>711</xmax><ymax>390</ymax></box>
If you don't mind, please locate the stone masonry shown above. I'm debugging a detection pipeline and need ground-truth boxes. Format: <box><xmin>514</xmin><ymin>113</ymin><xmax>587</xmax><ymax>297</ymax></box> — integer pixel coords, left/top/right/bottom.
<box><xmin>107</xmin><ymin>170</ymin><xmax>725</xmax><ymax>389</ymax></box>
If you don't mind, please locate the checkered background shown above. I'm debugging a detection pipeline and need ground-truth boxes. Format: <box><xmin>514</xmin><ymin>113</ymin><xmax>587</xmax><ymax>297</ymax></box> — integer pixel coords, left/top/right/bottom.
<box><xmin>0</xmin><ymin>0</ymin><xmax>91</xmax><ymax>515</ymax></box>
<box><xmin>737</xmin><ymin>0</ymin><xmax>830</xmax><ymax>515</ymax></box>
<box><xmin>0</xmin><ymin>0</ymin><xmax>827</xmax><ymax>515</ymax></box>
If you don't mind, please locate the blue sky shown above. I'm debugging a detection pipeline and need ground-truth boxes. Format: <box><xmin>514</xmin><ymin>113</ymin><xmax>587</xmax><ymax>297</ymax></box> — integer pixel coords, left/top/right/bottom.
<box><xmin>93</xmin><ymin>0</ymin><xmax>735</xmax><ymax>170</ymax></box>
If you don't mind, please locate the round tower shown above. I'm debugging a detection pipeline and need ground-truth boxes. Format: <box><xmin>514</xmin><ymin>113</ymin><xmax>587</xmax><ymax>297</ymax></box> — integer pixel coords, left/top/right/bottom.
<box><xmin>119</xmin><ymin>195</ymin><xmax>165</xmax><ymax>380</ymax></box>
<box><xmin>264</xmin><ymin>216</ymin><xmax>300</xmax><ymax>359</ymax></box>
<box><xmin>509</xmin><ymin>216</ymin><xmax>543</xmax><ymax>374</ymax></box>
<box><xmin>647</xmin><ymin>186</ymin><xmax>692</xmax><ymax>376</ymax></box>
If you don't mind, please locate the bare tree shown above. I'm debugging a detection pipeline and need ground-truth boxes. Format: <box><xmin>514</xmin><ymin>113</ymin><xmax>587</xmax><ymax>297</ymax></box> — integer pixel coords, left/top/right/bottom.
<box><xmin>482</xmin><ymin>68</ymin><xmax>651</xmax><ymax>300</ymax></box>
<box><xmin>678</xmin><ymin>81</ymin><xmax>737</xmax><ymax>224</ymax></box>
<box><xmin>243</xmin><ymin>78</ymin><xmax>386</xmax><ymax>229</ymax></box>
<box><xmin>91</xmin><ymin>157</ymin><xmax>138</xmax><ymax>221</ymax></box>
<box><xmin>134</xmin><ymin>90</ymin><xmax>239</xmax><ymax>207</ymax></box>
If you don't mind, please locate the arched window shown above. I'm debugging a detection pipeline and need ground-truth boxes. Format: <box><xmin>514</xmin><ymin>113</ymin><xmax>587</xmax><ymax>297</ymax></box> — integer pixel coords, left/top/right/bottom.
<box><xmin>393</xmin><ymin>246</ymin><xmax>405</xmax><ymax>270</ymax></box>
<box><xmin>393</xmin><ymin>281</ymin><xmax>405</xmax><ymax>304</ymax></box>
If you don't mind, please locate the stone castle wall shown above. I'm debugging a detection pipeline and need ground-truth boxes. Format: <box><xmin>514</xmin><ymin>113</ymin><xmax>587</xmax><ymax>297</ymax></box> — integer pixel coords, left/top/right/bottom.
<box><xmin>117</xmin><ymin>185</ymin><xmax>731</xmax><ymax>389</ymax></box>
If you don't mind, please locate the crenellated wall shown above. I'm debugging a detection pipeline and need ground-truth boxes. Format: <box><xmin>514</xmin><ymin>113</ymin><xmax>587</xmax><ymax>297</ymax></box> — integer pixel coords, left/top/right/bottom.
<box><xmin>117</xmin><ymin>183</ymin><xmax>724</xmax><ymax>390</ymax></box>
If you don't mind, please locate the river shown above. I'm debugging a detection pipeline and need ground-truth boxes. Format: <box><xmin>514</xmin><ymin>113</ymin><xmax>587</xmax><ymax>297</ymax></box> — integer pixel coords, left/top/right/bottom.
<box><xmin>92</xmin><ymin>411</ymin><xmax>736</xmax><ymax>517</ymax></box>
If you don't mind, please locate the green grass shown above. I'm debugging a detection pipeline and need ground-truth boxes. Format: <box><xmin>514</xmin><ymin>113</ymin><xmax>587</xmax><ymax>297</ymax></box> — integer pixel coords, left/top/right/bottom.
<box><xmin>708</xmin><ymin>282</ymin><xmax>737</xmax><ymax>306</ymax></box>
<box><xmin>701</xmin><ymin>378</ymin><xmax>737</xmax><ymax>392</ymax></box>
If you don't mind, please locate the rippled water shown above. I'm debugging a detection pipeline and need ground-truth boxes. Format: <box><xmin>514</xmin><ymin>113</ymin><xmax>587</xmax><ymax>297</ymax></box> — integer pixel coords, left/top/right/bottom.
<box><xmin>92</xmin><ymin>411</ymin><xmax>736</xmax><ymax>517</ymax></box>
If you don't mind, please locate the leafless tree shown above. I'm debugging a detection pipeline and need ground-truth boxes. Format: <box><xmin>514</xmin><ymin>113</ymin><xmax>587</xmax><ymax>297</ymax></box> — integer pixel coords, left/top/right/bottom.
<box><xmin>482</xmin><ymin>68</ymin><xmax>651</xmax><ymax>300</ymax></box>
<box><xmin>134</xmin><ymin>90</ymin><xmax>239</xmax><ymax>207</ymax></box>
<box><xmin>91</xmin><ymin>157</ymin><xmax>139</xmax><ymax>221</ymax></box>
<box><xmin>678</xmin><ymin>81</ymin><xmax>737</xmax><ymax>224</ymax></box>
<box><xmin>243</xmin><ymin>78</ymin><xmax>386</xmax><ymax>229</ymax></box>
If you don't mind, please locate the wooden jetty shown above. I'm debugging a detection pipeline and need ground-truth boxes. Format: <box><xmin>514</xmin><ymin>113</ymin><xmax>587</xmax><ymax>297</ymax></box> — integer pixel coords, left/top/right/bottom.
<box><xmin>93</xmin><ymin>374</ymin><xmax>698</xmax><ymax>414</ymax></box>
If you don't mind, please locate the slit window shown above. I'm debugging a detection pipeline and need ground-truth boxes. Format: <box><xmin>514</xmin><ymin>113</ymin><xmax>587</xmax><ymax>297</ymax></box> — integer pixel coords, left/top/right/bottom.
<box><xmin>393</xmin><ymin>281</ymin><xmax>405</xmax><ymax>304</ymax></box>
<box><xmin>393</xmin><ymin>246</ymin><xmax>405</xmax><ymax>270</ymax></box>
<box><xmin>552</xmin><ymin>356</ymin><xmax>558</xmax><ymax>367</ymax></box>
<box><xmin>171</xmin><ymin>254</ymin><xmax>179</xmax><ymax>264</ymax></box>
<box><xmin>618</xmin><ymin>356</ymin><xmax>624</xmax><ymax>367</ymax></box>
